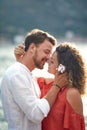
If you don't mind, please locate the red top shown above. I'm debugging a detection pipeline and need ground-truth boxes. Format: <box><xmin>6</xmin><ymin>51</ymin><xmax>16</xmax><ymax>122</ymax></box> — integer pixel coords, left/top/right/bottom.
<box><xmin>37</xmin><ymin>77</ymin><xmax>85</xmax><ymax>130</ymax></box>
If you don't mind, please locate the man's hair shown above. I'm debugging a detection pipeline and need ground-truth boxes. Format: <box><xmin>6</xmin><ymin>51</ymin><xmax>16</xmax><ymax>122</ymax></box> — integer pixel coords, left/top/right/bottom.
<box><xmin>24</xmin><ymin>29</ymin><xmax>57</xmax><ymax>51</ymax></box>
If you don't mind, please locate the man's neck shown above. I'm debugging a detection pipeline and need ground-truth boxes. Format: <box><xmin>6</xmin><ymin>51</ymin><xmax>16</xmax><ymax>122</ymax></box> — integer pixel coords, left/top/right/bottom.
<box><xmin>21</xmin><ymin>57</ymin><xmax>35</xmax><ymax>71</ymax></box>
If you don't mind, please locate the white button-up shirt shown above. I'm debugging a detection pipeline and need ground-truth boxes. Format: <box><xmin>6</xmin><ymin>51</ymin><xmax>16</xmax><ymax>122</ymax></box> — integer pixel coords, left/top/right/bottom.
<box><xmin>1</xmin><ymin>62</ymin><xmax>50</xmax><ymax>130</ymax></box>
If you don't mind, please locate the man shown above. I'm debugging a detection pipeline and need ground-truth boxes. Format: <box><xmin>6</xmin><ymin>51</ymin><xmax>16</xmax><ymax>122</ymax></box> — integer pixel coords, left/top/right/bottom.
<box><xmin>1</xmin><ymin>29</ymin><xmax>67</xmax><ymax>130</ymax></box>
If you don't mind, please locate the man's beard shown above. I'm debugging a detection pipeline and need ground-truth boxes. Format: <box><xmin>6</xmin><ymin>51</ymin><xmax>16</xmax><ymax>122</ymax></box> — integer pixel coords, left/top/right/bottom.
<box><xmin>33</xmin><ymin>50</ymin><xmax>46</xmax><ymax>69</ymax></box>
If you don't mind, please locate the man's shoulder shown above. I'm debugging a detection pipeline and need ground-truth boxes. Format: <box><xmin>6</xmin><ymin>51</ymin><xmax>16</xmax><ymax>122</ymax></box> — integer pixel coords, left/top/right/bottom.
<box><xmin>3</xmin><ymin>62</ymin><xmax>20</xmax><ymax>78</ymax></box>
<box><xmin>2</xmin><ymin>62</ymin><xmax>31</xmax><ymax>81</ymax></box>
<box><xmin>6</xmin><ymin>62</ymin><xmax>19</xmax><ymax>72</ymax></box>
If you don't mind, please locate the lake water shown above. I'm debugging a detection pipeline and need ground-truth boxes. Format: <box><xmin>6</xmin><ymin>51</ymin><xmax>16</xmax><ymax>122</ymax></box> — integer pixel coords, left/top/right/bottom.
<box><xmin>0</xmin><ymin>42</ymin><xmax>87</xmax><ymax>130</ymax></box>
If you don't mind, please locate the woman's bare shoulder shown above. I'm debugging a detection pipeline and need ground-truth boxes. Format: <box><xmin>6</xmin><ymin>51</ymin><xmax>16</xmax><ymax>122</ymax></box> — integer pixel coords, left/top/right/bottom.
<box><xmin>36</xmin><ymin>77</ymin><xmax>54</xmax><ymax>84</ymax></box>
<box><xmin>45</xmin><ymin>78</ymin><xmax>54</xmax><ymax>84</ymax></box>
<box><xmin>67</xmin><ymin>87</ymin><xmax>83</xmax><ymax>115</ymax></box>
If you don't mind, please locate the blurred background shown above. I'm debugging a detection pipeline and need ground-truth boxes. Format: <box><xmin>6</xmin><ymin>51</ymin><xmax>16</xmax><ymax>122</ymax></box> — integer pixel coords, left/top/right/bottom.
<box><xmin>0</xmin><ymin>0</ymin><xmax>87</xmax><ymax>41</ymax></box>
<box><xmin>0</xmin><ymin>0</ymin><xmax>87</xmax><ymax>130</ymax></box>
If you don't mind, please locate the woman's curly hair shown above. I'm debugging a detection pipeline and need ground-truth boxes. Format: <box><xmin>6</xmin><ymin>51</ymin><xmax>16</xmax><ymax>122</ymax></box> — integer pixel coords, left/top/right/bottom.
<box><xmin>56</xmin><ymin>42</ymin><xmax>87</xmax><ymax>94</ymax></box>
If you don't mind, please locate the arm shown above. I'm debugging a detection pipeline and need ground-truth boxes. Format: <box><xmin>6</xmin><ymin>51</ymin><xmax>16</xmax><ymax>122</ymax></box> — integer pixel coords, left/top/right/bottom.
<box><xmin>10</xmin><ymin>70</ymin><xmax>67</xmax><ymax>123</ymax></box>
<box><xmin>45</xmin><ymin>78</ymin><xmax>54</xmax><ymax>84</ymax></box>
<box><xmin>44</xmin><ymin>72</ymin><xmax>68</xmax><ymax>108</ymax></box>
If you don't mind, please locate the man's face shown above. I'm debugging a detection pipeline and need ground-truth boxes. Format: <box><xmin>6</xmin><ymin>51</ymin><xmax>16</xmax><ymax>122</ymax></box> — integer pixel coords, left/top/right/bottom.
<box><xmin>33</xmin><ymin>39</ymin><xmax>53</xmax><ymax>69</ymax></box>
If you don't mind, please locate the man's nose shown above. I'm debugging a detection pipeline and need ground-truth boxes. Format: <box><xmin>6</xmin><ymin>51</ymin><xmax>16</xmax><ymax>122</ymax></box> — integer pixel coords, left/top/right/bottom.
<box><xmin>46</xmin><ymin>54</ymin><xmax>51</xmax><ymax>61</ymax></box>
<box><xmin>46</xmin><ymin>57</ymin><xmax>51</xmax><ymax>64</ymax></box>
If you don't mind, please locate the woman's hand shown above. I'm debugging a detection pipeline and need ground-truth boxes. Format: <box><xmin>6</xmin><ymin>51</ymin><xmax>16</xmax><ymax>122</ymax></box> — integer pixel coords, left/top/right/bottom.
<box><xmin>54</xmin><ymin>71</ymin><xmax>68</xmax><ymax>89</ymax></box>
<box><xmin>14</xmin><ymin>43</ymin><xmax>25</xmax><ymax>61</ymax></box>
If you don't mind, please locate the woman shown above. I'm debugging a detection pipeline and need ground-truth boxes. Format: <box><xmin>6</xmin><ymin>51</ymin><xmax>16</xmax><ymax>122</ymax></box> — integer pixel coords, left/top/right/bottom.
<box><xmin>14</xmin><ymin>42</ymin><xmax>86</xmax><ymax>130</ymax></box>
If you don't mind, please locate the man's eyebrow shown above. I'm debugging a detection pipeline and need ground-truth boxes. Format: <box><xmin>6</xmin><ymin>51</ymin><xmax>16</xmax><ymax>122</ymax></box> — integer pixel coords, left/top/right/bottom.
<box><xmin>45</xmin><ymin>49</ymin><xmax>51</xmax><ymax>53</ymax></box>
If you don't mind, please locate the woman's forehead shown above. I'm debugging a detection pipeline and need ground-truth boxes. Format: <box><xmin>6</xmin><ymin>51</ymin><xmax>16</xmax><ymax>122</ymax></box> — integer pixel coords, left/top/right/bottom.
<box><xmin>52</xmin><ymin>51</ymin><xmax>57</xmax><ymax>57</ymax></box>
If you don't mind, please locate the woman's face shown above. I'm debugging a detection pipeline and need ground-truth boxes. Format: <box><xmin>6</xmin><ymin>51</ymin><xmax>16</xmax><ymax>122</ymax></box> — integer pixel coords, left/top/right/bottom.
<box><xmin>48</xmin><ymin>51</ymin><xmax>59</xmax><ymax>75</ymax></box>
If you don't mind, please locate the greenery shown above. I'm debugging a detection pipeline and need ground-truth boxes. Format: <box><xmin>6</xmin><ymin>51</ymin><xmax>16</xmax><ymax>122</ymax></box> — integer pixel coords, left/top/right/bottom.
<box><xmin>0</xmin><ymin>0</ymin><xmax>87</xmax><ymax>39</ymax></box>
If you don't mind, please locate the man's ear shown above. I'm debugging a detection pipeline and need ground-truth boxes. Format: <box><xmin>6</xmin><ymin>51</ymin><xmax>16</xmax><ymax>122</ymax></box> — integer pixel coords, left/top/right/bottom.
<box><xmin>29</xmin><ymin>43</ymin><xmax>36</xmax><ymax>53</ymax></box>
